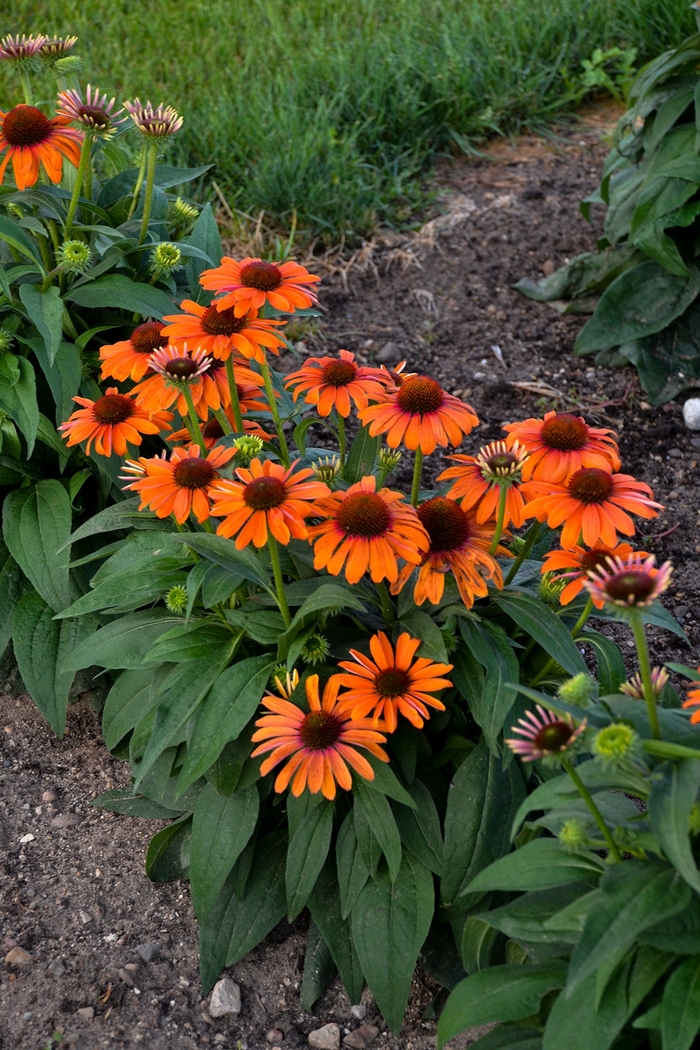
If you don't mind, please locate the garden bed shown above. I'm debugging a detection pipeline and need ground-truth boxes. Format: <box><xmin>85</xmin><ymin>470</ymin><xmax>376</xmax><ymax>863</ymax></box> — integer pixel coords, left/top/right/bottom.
<box><xmin>1</xmin><ymin>108</ymin><xmax>698</xmax><ymax>1050</ymax></box>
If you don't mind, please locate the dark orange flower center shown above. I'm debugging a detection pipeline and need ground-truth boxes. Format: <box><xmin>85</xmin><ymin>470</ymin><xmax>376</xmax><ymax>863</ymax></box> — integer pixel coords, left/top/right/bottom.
<box><xmin>375</xmin><ymin>667</ymin><xmax>412</xmax><ymax>698</ymax></box>
<box><xmin>244</xmin><ymin>475</ymin><xmax>286</xmax><ymax>510</ymax></box>
<box><xmin>201</xmin><ymin>305</ymin><xmax>247</xmax><ymax>336</ymax></box>
<box><xmin>165</xmin><ymin>357</ymin><xmax>199</xmax><ymax>380</ymax></box>
<box><xmin>202</xmin><ymin>418</ymin><xmax>224</xmax><ymax>440</ymax></box>
<box><xmin>3</xmin><ymin>105</ymin><xmax>52</xmax><ymax>147</ymax></box>
<box><xmin>568</xmin><ymin>468</ymin><xmax>614</xmax><ymax>505</ymax></box>
<box><xmin>418</xmin><ymin>497</ymin><xmax>470</xmax><ymax>553</ymax></box>
<box><xmin>336</xmin><ymin>492</ymin><xmax>390</xmax><ymax>537</ymax></box>
<box><xmin>540</xmin><ymin>414</ymin><xmax>588</xmax><ymax>451</ymax></box>
<box><xmin>130</xmin><ymin>321</ymin><xmax>167</xmax><ymax>354</ymax></box>
<box><xmin>92</xmin><ymin>393</ymin><xmax>134</xmax><ymax>425</ymax></box>
<box><xmin>603</xmin><ymin>570</ymin><xmax>656</xmax><ymax>603</ymax></box>
<box><xmin>300</xmin><ymin>710</ymin><xmax>342</xmax><ymax>750</ymax></box>
<box><xmin>78</xmin><ymin>104</ymin><xmax>111</xmax><ymax>128</ymax></box>
<box><xmin>322</xmin><ymin>360</ymin><xmax>357</xmax><ymax>387</ymax></box>
<box><xmin>397</xmin><ymin>376</ymin><xmax>444</xmax><ymax>415</ymax></box>
<box><xmin>535</xmin><ymin>722</ymin><xmax>574</xmax><ymax>752</ymax></box>
<box><xmin>239</xmin><ymin>261</ymin><xmax>282</xmax><ymax>292</ymax></box>
<box><xmin>579</xmin><ymin>548</ymin><xmax>614</xmax><ymax>574</ymax></box>
<box><xmin>172</xmin><ymin>458</ymin><xmax>216</xmax><ymax>489</ymax></box>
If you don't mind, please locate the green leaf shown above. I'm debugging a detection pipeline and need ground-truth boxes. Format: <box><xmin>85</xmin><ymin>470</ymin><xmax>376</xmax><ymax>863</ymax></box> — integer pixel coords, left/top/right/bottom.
<box><xmin>176</xmin><ymin>532</ymin><xmax>270</xmax><ymax>589</ymax></box>
<box><xmin>308</xmin><ymin>856</ymin><xmax>365</xmax><ymax>1005</ymax></box>
<box><xmin>661</xmin><ymin>957</ymin><xmax>700</xmax><ymax>1050</ymax></box>
<box><xmin>0</xmin><ymin>355</ymin><xmax>39</xmax><ymax>454</ymax></box>
<box><xmin>438</xmin><ymin>963</ymin><xmax>568</xmax><ymax>1048</ymax></box>
<box><xmin>343</xmin><ymin>424</ymin><xmax>380</xmax><ymax>483</ymax></box>
<box><xmin>61</xmin><ymin>610</ymin><xmax>181</xmax><ymax>671</ymax></box>
<box><xmin>0</xmin><ymin>213</ymin><xmax>44</xmax><ymax>268</ymax></box>
<box><xmin>458</xmin><ymin>620</ymin><xmax>520</xmax><ymax>752</ymax></box>
<box><xmin>145</xmin><ymin>817</ymin><xmax>191</xmax><ymax>881</ymax></box>
<box><xmin>393</xmin><ymin>779</ymin><xmax>444</xmax><ymax>875</ymax></box>
<box><xmin>176</xmin><ymin>654</ymin><xmax>274</xmax><ymax>790</ymax></box>
<box><xmin>65</xmin><ymin>274</ymin><xmax>175</xmax><ymax>318</ymax></box>
<box><xmin>102</xmin><ymin>667</ymin><xmax>165</xmax><ymax>751</ymax></box>
<box><xmin>184</xmin><ymin>203</ymin><xmax>223</xmax><ymax>292</ymax></box>
<box><xmin>144</xmin><ymin>621</ymin><xmax>232</xmax><ymax>663</ymax></box>
<box><xmin>19</xmin><ymin>285</ymin><xmax>63</xmax><ymax>366</ymax></box>
<box><xmin>361</xmin><ymin>751</ymin><xmax>417</xmax><ymax>807</ymax></box>
<box><xmin>90</xmin><ymin>786</ymin><xmax>183</xmax><ymax>819</ymax></box>
<box><xmin>0</xmin><ymin>548</ymin><xmax>22</xmax><ymax>661</ymax></box>
<box><xmin>466</xmin><ymin>839</ymin><xmax>604</xmax><ymax>896</ymax></box>
<box><xmin>458</xmin><ymin>916</ymin><xmax>504</xmax><ymax>973</ymax></box>
<box><xmin>351</xmin><ymin>853</ymin><xmax>433</xmax><ymax>1033</ymax></box>
<box><xmin>225</xmin><ymin>606</ymin><xmax>286</xmax><ymax>646</ymax></box>
<box><xmin>441</xmin><ymin>740</ymin><xmax>527</xmax><ymax>915</ymax></box>
<box><xmin>397</xmin><ymin>609</ymin><xmax>449</xmax><ymax>663</ymax></box>
<box><xmin>481</xmin><ymin>884</ymin><xmax>593</xmax><ymax>946</ymax></box>
<box><xmin>55</xmin><ymin>565</ymin><xmax>189</xmax><ymax>618</ymax></box>
<box><xmin>649</xmin><ymin>759</ymin><xmax>700</xmax><ymax>893</ymax></box>
<box><xmin>278</xmin><ymin>582</ymin><xmax>365</xmax><ymax>651</ymax></box>
<box><xmin>336</xmin><ymin>811</ymin><xmax>370</xmax><ymax>920</ymax></box>
<box><xmin>469</xmin><ymin>1027</ymin><xmax>543</xmax><ymax>1050</ymax></box>
<box><xmin>578</xmin><ymin>629</ymin><xmax>626</xmax><ymax>694</ymax></box>
<box><xmin>190</xmin><ymin>784</ymin><xmax>259</xmax><ymax>922</ymax></box>
<box><xmin>12</xmin><ymin>591</ymin><xmax>92</xmax><ymax>736</ymax></box>
<box><xmin>3</xmin><ymin>481</ymin><xmax>71</xmax><ymax>611</ymax></box>
<box><xmin>566</xmin><ymin>860</ymin><xmax>690</xmax><ymax>995</ymax></box>
<box><xmin>61</xmin><ymin>497</ymin><xmax>149</xmax><ymax>549</ymax></box>
<box><xmin>494</xmin><ymin>592</ymin><xmax>587</xmax><ymax>677</ymax></box>
<box><xmin>37</xmin><ymin>413</ymin><xmax>70</xmax><ymax>465</ymax></box>
<box><xmin>286</xmin><ymin>799</ymin><xmax>334</xmax><ymax>921</ymax></box>
<box><xmin>300</xmin><ymin>918</ymin><xmax>336</xmax><ymax>1012</ymax></box>
<box><xmin>355</xmin><ymin>781</ymin><xmax>402</xmax><ymax>883</ymax></box>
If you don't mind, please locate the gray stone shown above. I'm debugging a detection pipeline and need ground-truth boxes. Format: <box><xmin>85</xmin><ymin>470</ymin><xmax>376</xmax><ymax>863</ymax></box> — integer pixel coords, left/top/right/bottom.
<box><xmin>308</xmin><ymin>1024</ymin><xmax>340</xmax><ymax>1050</ymax></box>
<box><xmin>350</xmin><ymin>1005</ymin><xmax>366</xmax><ymax>1021</ymax></box>
<box><xmin>118</xmin><ymin>968</ymin><xmax>134</xmax><ymax>987</ymax></box>
<box><xmin>343</xmin><ymin>1026</ymin><xmax>380</xmax><ymax>1049</ymax></box>
<box><xmin>135</xmin><ymin>943</ymin><xmax>161</xmax><ymax>963</ymax></box>
<box><xmin>42</xmin><ymin>790</ymin><xmax>57</xmax><ymax>802</ymax></box>
<box><xmin>675</xmin><ymin>606</ymin><xmax>689</xmax><ymax>619</ymax></box>
<box><xmin>266</xmin><ymin>1031</ymin><xmax>284</xmax><ymax>1044</ymax></box>
<box><xmin>667</xmin><ymin>448</ymin><xmax>683</xmax><ymax>459</ymax></box>
<box><xmin>374</xmin><ymin>341</ymin><xmax>401</xmax><ymax>364</ymax></box>
<box><xmin>48</xmin><ymin>960</ymin><xmax>66</xmax><ymax>977</ymax></box>
<box><xmin>691</xmin><ymin>437</ymin><xmax>700</xmax><ymax>449</ymax></box>
<box><xmin>77</xmin><ymin>1006</ymin><xmax>94</xmax><ymax>1019</ymax></box>
<box><xmin>683</xmin><ymin>397</ymin><xmax>700</xmax><ymax>431</ymax></box>
<box><xmin>209</xmin><ymin>977</ymin><xmax>241</xmax><ymax>1018</ymax></box>
<box><xmin>51</xmin><ymin>814</ymin><xmax>83</xmax><ymax>828</ymax></box>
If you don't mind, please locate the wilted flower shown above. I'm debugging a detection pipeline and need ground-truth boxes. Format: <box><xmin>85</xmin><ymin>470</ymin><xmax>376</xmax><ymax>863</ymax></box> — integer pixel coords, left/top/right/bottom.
<box><xmin>56</xmin><ymin>239</ymin><xmax>91</xmax><ymax>274</ymax></box>
<box><xmin>123</xmin><ymin>98</ymin><xmax>183</xmax><ymax>138</ymax></box>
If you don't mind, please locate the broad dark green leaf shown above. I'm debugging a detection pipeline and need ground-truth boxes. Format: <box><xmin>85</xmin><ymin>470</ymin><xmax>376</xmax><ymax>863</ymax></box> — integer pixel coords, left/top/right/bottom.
<box><xmin>397</xmin><ymin>609</ymin><xmax>450</xmax><ymax>663</ymax></box>
<box><xmin>278</xmin><ymin>583</ymin><xmax>365</xmax><ymax>649</ymax></box>
<box><xmin>353</xmin><ymin>795</ymin><xmax>383</xmax><ymax>877</ymax></box>
<box><xmin>61</xmin><ymin>497</ymin><xmax>149</xmax><ymax>548</ymax></box>
<box><xmin>3</xmin><ymin>481</ymin><xmax>72</xmax><ymax>611</ymax></box>
<box><xmin>102</xmin><ymin>667</ymin><xmax>165</xmax><ymax>751</ymax></box>
<box><xmin>438</xmin><ymin>963</ymin><xmax>568</xmax><ymax>1048</ymax></box>
<box><xmin>469</xmin><ymin>1026</ymin><xmax>543</xmax><ymax>1050</ymax></box>
<box><xmin>225</xmin><ymin>606</ymin><xmax>286</xmax><ymax>646</ymax></box>
<box><xmin>61</xmin><ymin>610</ymin><xmax>181</xmax><ymax>671</ymax></box>
<box><xmin>55</xmin><ymin>566</ymin><xmax>188</xmax><ymax>618</ymax></box>
<box><xmin>351</xmin><ymin>853</ymin><xmax>433</xmax><ymax>1034</ymax></box>
<box><xmin>336</xmin><ymin>811</ymin><xmax>370</xmax><ymax>920</ymax></box>
<box><xmin>343</xmin><ymin>424</ymin><xmax>380</xmax><ymax>483</ymax></box>
<box><xmin>190</xmin><ymin>784</ymin><xmax>259</xmax><ymax>922</ymax></box>
<box><xmin>286</xmin><ymin>799</ymin><xmax>334</xmax><ymax>921</ymax></box>
<box><xmin>578</xmin><ymin>629</ymin><xmax>626</xmax><ymax>694</ymax></box>
<box><xmin>90</xmin><ymin>786</ymin><xmax>183</xmax><ymax>819</ymax></box>
<box><xmin>459</xmin><ymin>620</ymin><xmax>520</xmax><ymax>752</ymax></box>
<box><xmin>300</xmin><ymin>918</ymin><xmax>336</xmax><ymax>1012</ymax></box>
<box><xmin>144</xmin><ymin>621</ymin><xmax>233</xmax><ymax>663</ymax></box>
<box><xmin>480</xmin><ymin>884</ymin><xmax>591</xmax><ymax>946</ymax></box>
<box><xmin>355</xmin><ymin>781</ymin><xmax>402</xmax><ymax>883</ymax></box>
<box><xmin>145</xmin><ymin>816</ymin><xmax>191</xmax><ymax>881</ymax></box>
<box><xmin>649</xmin><ymin>759</ymin><xmax>700</xmax><ymax>893</ymax></box>
<box><xmin>0</xmin><ymin>213</ymin><xmax>44</xmax><ymax>266</ymax></box>
<box><xmin>661</xmin><ymin>957</ymin><xmax>700</xmax><ymax>1050</ymax></box>
<box><xmin>466</xmin><ymin>838</ymin><xmax>605</xmax><ymax>895</ymax></box>
<box><xmin>639</xmin><ymin>893</ymin><xmax>700</xmax><ymax>953</ymax></box>
<box><xmin>393</xmin><ymin>778</ymin><xmax>443</xmax><ymax>875</ymax></box>
<box><xmin>441</xmin><ymin>740</ymin><xmax>527</xmax><ymax>916</ymax></box>
<box><xmin>177</xmin><ymin>532</ymin><xmax>270</xmax><ymax>588</ymax></box>
<box><xmin>19</xmin><ymin>284</ymin><xmax>63</xmax><ymax>366</ymax></box>
<box><xmin>184</xmin><ymin>203</ymin><xmax>223</xmax><ymax>291</ymax></box>
<box><xmin>361</xmin><ymin>752</ymin><xmax>416</xmax><ymax>807</ymax></box>
<box><xmin>66</xmin><ymin>274</ymin><xmax>175</xmax><ymax>318</ymax></box>
<box><xmin>308</xmin><ymin>856</ymin><xmax>365</xmax><ymax>1006</ymax></box>
<box><xmin>494</xmin><ymin>592</ymin><xmax>587</xmax><ymax>677</ymax></box>
<box><xmin>0</xmin><ymin>547</ymin><xmax>22</xmax><ymax>661</ymax></box>
<box><xmin>458</xmin><ymin>916</ymin><xmax>503</xmax><ymax>973</ymax></box>
<box><xmin>0</xmin><ymin>356</ymin><xmax>39</xmax><ymax>455</ymax></box>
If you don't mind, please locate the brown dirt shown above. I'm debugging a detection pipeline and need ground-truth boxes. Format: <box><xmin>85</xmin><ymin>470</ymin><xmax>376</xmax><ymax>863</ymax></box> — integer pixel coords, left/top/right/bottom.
<box><xmin>2</xmin><ymin>103</ymin><xmax>699</xmax><ymax>1050</ymax></box>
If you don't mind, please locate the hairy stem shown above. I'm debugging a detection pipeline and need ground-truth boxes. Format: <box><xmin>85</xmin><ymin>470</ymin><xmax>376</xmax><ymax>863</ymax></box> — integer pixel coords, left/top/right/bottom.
<box><xmin>504</xmin><ymin>520</ymin><xmax>542</xmax><ymax>586</ymax></box>
<box><xmin>181</xmin><ymin>384</ymin><xmax>208</xmax><ymax>456</ymax></box>
<box><xmin>224</xmin><ymin>355</ymin><xmax>245</xmax><ymax>432</ymax></box>
<box><xmin>489</xmin><ymin>483</ymin><xmax>508</xmax><ymax>555</ymax></box>
<box><xmin>268</xmin><ymin>534</ymin><xmax>291</xmax><ymax>628</ymax></box>
<box><xmin>213</xmin><ymin>407</ymin><xmax>234</xmax><ymax>436</ymax></box>
<box><xmin>64</xmin><ymin>131</ymin><xmax>93</xmax><ymax>238</ymax></box>
<box><xmin>138</xmin><ymin>142</ymin><xmax>158</xmax><ymax>246</ymax></box>
<box><xmin>562</xmin><ymin>757</ymin><xmax>622</xmax><ymax>863</ymax></box>
<box><xmin>572</xmin><ymin>596</ymin><xmax>594</xmax><ymax>639</ymax></box>
<box><xmin>410</xmin><ymin>448</ymin><xmax>424</xmax><ymax>507</ymax></box>
<box><xmin>259</xmin><ymin>354</ymin><xmax>290</xmax><ymax>466</ymax></box>
<box><xmin>631</xmin><ymin>610</ymin><xmax>662</xmax><ymax>740</ymax></box>
<box><xmin>376</xmin><ymin>580</ymin><xmax>395</xmax><ymax>628</ymax></box>
<box><xmin>127</xmin><ymin>143</ymin><xmax>148</xmax><ymax>221</ymax></box>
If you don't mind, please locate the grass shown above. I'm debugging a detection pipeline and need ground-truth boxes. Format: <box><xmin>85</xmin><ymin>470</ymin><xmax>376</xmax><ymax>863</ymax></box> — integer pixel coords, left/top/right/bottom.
<box><xmin>3</xmin><ymin>0</ymin><xmax>694</xmax><ymax>240</ymax></box>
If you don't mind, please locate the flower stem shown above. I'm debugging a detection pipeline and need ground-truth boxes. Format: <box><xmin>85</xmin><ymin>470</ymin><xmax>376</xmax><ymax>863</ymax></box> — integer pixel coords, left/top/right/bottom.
<box><xmin>572</xmin><ymin>596</ymin><xmax>594</xmax><ymax>639</ymax></box>
<box><xmin>489</xmin><ymin>483</ymin><xmax>508</xmax><ymax>555</ymax></box>
<box><xmin>631</xmin><ymin>610</ymin><xmax>662</xmax><ymax>740</ymax></box>
<box><xmin>376</xmin><ymin>581</ymin><xmax>395</xmax><ymax>628</ymax></box>
<box><xmin>259</xmin><ymin>355</ymin><xmax>290</xmax><ymax>467</ymax></box>
<box><xmin>18</xmin><ymin>69</ymin><xmax>33</xmax><ymax>105</ymax></box>
<box><xmin>224</xmin><ymin>356</ymin><xmax>245</xmax><ymax>433</ymax></box>
<box><xmin>213</xmin><ymin>407</ymin><xmax>234</xmax><ymax>436</ymax></box>
<box><xmin>180</xmin><ymin>385</ymin><xmax>208</xmax><ymax>456</ymax></box>
<box><xmin>127</xmin><ymin>143</ymin><xmax>148</xmax><ymax>221</ymax></box>
<box><xmin>138</xmin><ymin>142</ymin><xmax>159</xmax><ymax>246</ymax></box>
<box><xmin>64</xmin><ymin>130</ymin><xmax>93</xmax><ymax>238</ymax></box>
<box><xmin>562</xmin><ymin>757</ymin><xmax>622</xmax><ymax>863</ymax></box>
<box><xmin>267</xmin><ymin>533</ymin><xmax>291</xmax><ymax>628</ymax></box>
<box><xmin>337</xmin><ymin>413</ymin><xmax>346</xmax><ymax>471</ymax></box>
<box><xmin>411</xmin><ymin>448</ymin><xmax>424</xmax><ymax>507</ymax></box>
<box><xmin>504</xmin><ymin>520</ymin><xmax>542</xmax><ymax>586</ymax></box>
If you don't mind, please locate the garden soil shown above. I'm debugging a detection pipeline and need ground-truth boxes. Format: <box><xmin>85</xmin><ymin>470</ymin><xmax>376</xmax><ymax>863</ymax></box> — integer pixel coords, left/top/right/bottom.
<box><xmin>2</xmin><ymin>104</ymin><xmax>699</xmax><ymax>1050</ymax></box>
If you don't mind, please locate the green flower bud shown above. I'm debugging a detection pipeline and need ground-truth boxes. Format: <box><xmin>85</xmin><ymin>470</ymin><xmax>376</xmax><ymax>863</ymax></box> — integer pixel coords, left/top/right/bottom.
<box><xmin>54</xmin><ymin>55</ymin><xmax>82</xmax><ymax>75</ymax></box>
<box><xmin>170</xmin><ymin>196</ymin><xmax>199</xmax><ymax>226</ymax></box>
<box><xmin>593</xmin><ymin>722</ymin><xmax>638</xmax><ymax>764</ymax></box>
<box><xmin>165</xmin><ymin>584</ymin><xmax>187</xmax><ymax>613</ymax></box>
<box><xmin>150</xmin><ymin>242</ymin><xmax>182</xmax><ymax>276</ymax></box>
<box><xmin>559</xmin><ymin>818</ymin><xmax>588</xmax><ymax>851</ymax></box>
<box><xmin>0</xmin><ymin>326</ymin><xmax>14</xmax><ymax>354</ymax></box>
<box><xmin>301</xmin><ymin>633</ymin><xmax>330</xmax><ymax>666</ymax></box>
<box><xmin>232</xmin><ymin>434</ymin><xmax>264</xmax><ymax>467</ymax></box>
<box><xmin>378</xmin><ymin>447</ymin><xmax>402</xmax><ymax>474</ymax></box>
<box><xmin>539</xmin><ymin>571</ymin><xmax>567</xmax><ymax>605</ymax></box>
<box><xmin>557</xmin><ymin>672</ymin><xmax>595</xmax><ymax>708</ymax></box>
<box><xmin>312</xmin><ymin>455</ymin><xmax>341</xmax><ymax>485</ymax></box>
<box><xmin>441</xmin><ymin>627</ymin><xmax>458</xmax><ymax>655</ymax></box>
<box><xmin>57</xmin><ymin>239</ymin><xmax>91</xmax><ymax>274</ymax></box>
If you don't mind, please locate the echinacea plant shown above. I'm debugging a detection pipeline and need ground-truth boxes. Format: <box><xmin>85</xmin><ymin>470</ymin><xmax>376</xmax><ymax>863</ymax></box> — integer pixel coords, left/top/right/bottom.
<box><xmin>1</xmin><ymin>27</ymin><xmax>700</xmax><ymax>1050</ymax></box>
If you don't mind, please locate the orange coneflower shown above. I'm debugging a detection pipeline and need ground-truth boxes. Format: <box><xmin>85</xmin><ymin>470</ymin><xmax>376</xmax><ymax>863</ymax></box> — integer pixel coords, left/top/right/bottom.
<box><xmin>285</xmin><ymin>349</ymin><xmax>385</xmax><ymax>417</ymax></box>
<box><xmin>682</xmin><ymin>672</ymin><xmax>700</xmax><ymax>724</ymax></box>
<box><xmin>199</xmin><ymin>256</ymin><xmax>320</xmax><ymax>316</ymax></box>
<box><xmin>391</xmin><ymin>497</ymin><xmax>504</xmax><ymax>608</ymax></box>
<box><xmin>333</xmin><ymin>631</ymin><xmax>453</xmax><ymax>732</ymax></box>
<box><xmin>522</xmin><ymin>468</ymin><xmax>663</xmax><ymax>549</ymax></box>
<box><xmin>122</xmin><ymin>444</ymin><xmax>235</xmax><ymax>524</ymax></box>
<box><xmin>439</xmin><ymin>440</ymin><xmax>530</xmax><ymax>527</ymax></box>
<box><xmin>375</xmin><ymin>360</ymin><xmax>417</xmax><ymax>390</ymax></box>
<box><xmin>211</xmin><ymin>458</ymin><xmax>329</xmax><ymax>548</ymax></box>
<box><xmin>503</xmin><ymin>411</ymin><xmax>620</xmax><ymax>482</ymax></box>
<box><xmin>59</xmin><ymin>388</ymin><xmax>171</xmax><ymax>457</ymax></box>
<box><xmin>161</xmin><ymin>300</ymin><xmax>285</xmax><ymax>362</ymax></box>
<box><xmin>541</xmin><ymin>542</ymin><xmax>648</xmax><ymax>608</ymax></box>
<box><xmin>308</xmin><ymin>475</ymin><xmax>429</xmax><ymax>585</ymax></box>
<box><xmin>130</xmin><ymin>344</ymin><xmax>211</xmax><ymax>416</ymax></box>
<box><xmin>251</xmin><ymin>673</ymin><xmax>388</xmax><ymax>800</ymax></box>
<box><xmin>360</xmin><ymin>375</ymin><xmax>479</xmax><ymax>454</ymax></box>
<box><xmin>584</xmin><ymin>552</ymin><xmax>672</xmax><ymax>609</ymax></box>
<box><xmin>99</xmin><ymin>321</ymin><xmax>169</xmax><ymax>382</ymax></box>
<box><xmin>0</xmin><ymin>104</ymin><xmax>83</xmax><ymax>190</ymax></box>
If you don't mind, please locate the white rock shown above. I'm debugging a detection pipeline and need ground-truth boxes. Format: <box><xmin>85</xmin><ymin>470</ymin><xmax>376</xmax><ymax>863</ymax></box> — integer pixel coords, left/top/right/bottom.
<box><xmin>309</xmin><ymin>1023</ymin><xmax>340</xmax><ymax>1050</ymax></box>
<box><xmin>350</xmin><ymin>1004</ymin><xmax>366</xmax><ymax>1021</ymax></box>
<box><xmin>209</xmin><ymin>977</ymin><xmax>241</xmax><ymax>1018</ymax></box>
<box><xmin>18</xmin><ymin>834</ymin><xmax>34</xmax><ymax>844</ymax></box>
<box><xmin>683</xmin><ymin>397</ymin><xmax>700</xmax><ymax>431</ymax></box>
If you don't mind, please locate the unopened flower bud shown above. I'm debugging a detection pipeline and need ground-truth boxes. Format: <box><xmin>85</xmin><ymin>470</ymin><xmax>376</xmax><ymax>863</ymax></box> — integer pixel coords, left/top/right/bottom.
<box><xmin>165</xmin><ymin>584</ymin><xmax>187</xmax><ymax>613</ymax></box>
<box><xmin>593</xmin><ymin>722</ymin><xmax>637</xmax><ymax>764</ymax></box>
<box><xmin>57</xmin><ymin>239</ymin><xmax>91</xmax><ymax>274</ymax></box>
<box><xmin>54</xmin><ymin>54</ymin><xmax>82</xmax><ymax>75</ymax></box>
<box><xmin>170</xmin><ymin>196</ymin><xmax>198</xmax><ymax>226</ymax></box>
<box><xmin>302</xmin><ymin>633</ymin><xmax>330</xmax><ymax>665</ymax></box>
<box><xmin>559</xmin><ymin>818</ymin><xmax>588</xmax><ymax>851</ymax></box>
<box><xmin>150</xmin><ymin>242</ymin><xmax>182</xmax><ymax>276</ymax></box>
<box><xmin>539</xmin><ymin>571</ymin><xmax>567</xmax><ymax>605</ymax></box>
<box><xmin>378</xmin><ymin>447</ymin><xmax>402</xmax><ymax>474</ymax></box>
<box><xmin>232</xmin><ymin>434</ymin><xmax>264</xmax><ymax>467</ymax></box>
<box><xmin>312</xmin><ymin>455</ymin><xmax>341</xmax><ymax>485</ymax></box>
<box><xmin>0</xmin><ymin>326</ymin><xmax>14</xmax><ymax>354</ymax></box>
<box><xmin>557</xmin><ymin>672</ymin><xmax>594</xmax><ymax>708</ymax></box>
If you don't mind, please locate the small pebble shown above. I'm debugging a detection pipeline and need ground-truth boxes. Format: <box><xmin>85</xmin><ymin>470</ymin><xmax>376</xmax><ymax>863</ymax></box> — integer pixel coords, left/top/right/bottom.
<box><xmin>119</xmin><ymin>968</ymin><xmax>134</xmax><ymax>987</ymax></box>
<box><xmin>51</xmin><ymin>814</ymin><xmax>83</xmax><ymax>828</ymax></box>
<box><xmin>343</xmin><ymin>1025</ymin><xmax>380</xmax><ymax>1049</ymax></box>
<box><xmin>124</xmin><ymin>962</ymin><xmax>140</xmax><ymax>972</ymax></box>
<box><xmin>18</xmin><ymin>834</ymin><xmax>34</xmax><ymax>844</ymax></box>
<box><xmin>22</xmin><ymin>1011</ymin><xmax>33</xmax><ymax>1021</ymax></box>
<box><xmin>667</xmin><ymin>448</ymin><xmax>682</xmax><ymax>459</ymax></box>
<box><xmin>42</xmin><ymin>790</ymin><xmax>57</xmax><ymax>802</ymax></box>
<box><xmin>48</xmin><ymin>961</ymin><xmax>66</xmax><ymax>977</ymax></box>
<box><xmin>374</xmin><ymin>341</ymin><xmax>400</xmax><ymax>364</ymax></box>
<box><xmin>350</xmin><ymin>1005</ymin><xmax>366</xmax><ymax>1021</ymax></box>
<box><xmin>135</xmin><ymin>943</ymin><xmax>161</xmax><ymax>963</ymax></box>
<box><xmin>214</xmin><ymin>1037</ymin><xmax>227</xmax><ymax>1046</ymax></box>
<box><xmin>79</xmin><ymin>910</ymin><xmax>92</xmax><ymax>925</ymax></box>
<box><xmin>209</xmin><ymin>976</ymin><xmax>241</xmax><ymax>1017</ymax></box>
<box><xmin>675</xmin><ymin>606</ymin><xmax>688</xmax><ymax>619</ymax></box>
<box><xmin>267</xmin><ymin>1031</ymin><xmax>284</xmax><ymax>1044</ymax></box>
<box><xmin>683</xmin><ymin>397</ymin><xmax>700</xmax><ymax>431</ymax></box>
<box><xmin>4</xmin><ymin>937</ymin><xmax>17</xmax><ymax>950</ymax></box>
<box><xmin>4</xmin><ymin>947</ymin><xmax>32</xmax><ymax>967</ymax></box>
<box><xmin>691</xmin><ymin>437</ymin><xmax>700</xmax><ymax>450</ymax></box>
<box><xmin>77</xmin><ymin>1006</ymin><xmax>94</xmax><ymax>1019</ymax></box>
<box><xmin>309</xmin><ymin>1023</ymin><xmax>340</xmax><ymax>1050</ymax></box>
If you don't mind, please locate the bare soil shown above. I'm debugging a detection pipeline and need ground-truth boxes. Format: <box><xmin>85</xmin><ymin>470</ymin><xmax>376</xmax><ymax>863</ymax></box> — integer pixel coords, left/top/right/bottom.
<box><xmin>2</xmin><ymin>104</ymin><xmax>698</xmax><ymax>1050</ymax></box>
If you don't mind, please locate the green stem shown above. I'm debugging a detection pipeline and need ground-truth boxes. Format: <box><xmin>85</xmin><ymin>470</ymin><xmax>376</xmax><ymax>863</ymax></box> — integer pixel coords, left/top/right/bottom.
<box><xmin>410</xmin><ymin>448</ymin><xmax>424</xmax><ymax>507</ymax></box>
<box><xmin>181</xmin><ymin>384</ymin><xmax>208</xmax><ymax>456</ymax></box>
<box><xmin>631</xmin><ymin>610</ymin><xmax>662</xmax><ymax>740</ymax></box>
<box><xmin>61</xmin><ymin>306</ymin><xmax>78</xmax><ymax>341</ymax></box>
<box><xmin>64</xmin><ymin>131</ymin><xmax>93</xmax><ymax>238</ymax></box>
<box><xmin>572</xmin><ymin>596</ymin><xmax>594</xmax><ymax>639</ymax></box>
<box><xmin>562</xmin><ymin>757</ymin><xmax>623</xmax><ymax>862</ymax></box>
<box><xmin>504</xmin><ymin>520</ymin><xmax>542</xmax><ymax>586</ymax></box>
<box><xmin>138</xmin><ymin>142</ymin><xmax>159</xmax><ymax>246</ymax></box>
<box><xmin>224</xmin><ymin>356</ymin><xmax>245</xmax><ymax>433</ymax></box>
<box><xmin>127</xmin><ymin>143</ymin><xmax>148</xmax><ymax>221</ymax></box>
<box><xmin>337</xmin><ymin>413</ymin><xmax>346</xmax><ymax>472</ymax></box>
<box><xmin>259</xmin><ymin>355</ymin><xmax>290</xmax><ymax>466</ymax></box>
<box><xmin>489</xmin><ymin>483</ymin><xmax>508</xmax><ymax>555</ymax></box>
<box><xmin>18</xmin><ymin>68</ymin><xmax>33</xmax><ymax>105</ymax></box>
<box><xmin>376</xmin><ymin>581</ymin><xmax>395</xmax><ymax>628</ymax></box>
<box><xmin>214</xmin><ymin>407</ymin><xmax>234</xmax><ymax>435</ymax></box>
<box><xmin>267</xmin><ymin>534</ymin><xmax>291</xmax><ymax>628</ymax></box>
